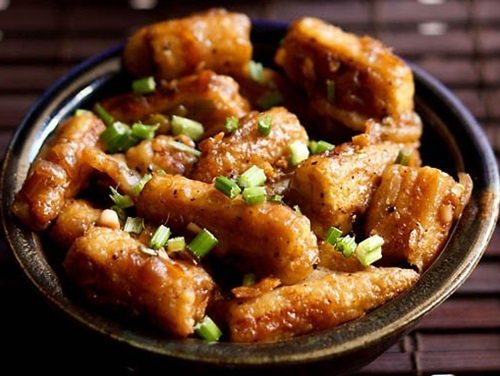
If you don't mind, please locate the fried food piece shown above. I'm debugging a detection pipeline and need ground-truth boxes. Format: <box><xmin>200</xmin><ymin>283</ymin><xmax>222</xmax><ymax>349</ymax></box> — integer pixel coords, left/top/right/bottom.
<box><xmin>49</xmin><ymin>199</ymin><xmax>101</xmax><ymax>250</ymax></box>
<box><xmin>11</xmin><ymin>113</ymin><xmax>105</xmax><ymax>231</ymax></box>
<box><xmin>231</xmin><ymin>277</ymin><xmax>281</xmax><ymax>299</ymax></box>
<box><xmin>275</xmin><ymin>17</ymin><xmax>414</xmax><ymax>132</ymax></box>
<box><xmin>126</xmin><ymin>135</ymin><xmax>198</xmax><ymax>175</ymax></box>
<box><xmin>286</xmin><ymin>142</ymin><xmax>402</xmax><ymax>237</ymax></box>
<box><xmin>224</xmin><ymin>267</ymin><xmax>418</xmax><ymax>342</ymax></box>
<box><xmin>318</xmin><ymin>241</ymin><xmax>365</xmax><ymax>272</ymax></box>
<box><xmin>365</xmin><ymin>165</ymin><xmax>472</xmax><ymax>271</ymax></box>
<box><xmin>137</xmin><ymin>174</ymin><xmax>318</xmax><ymax>284</ymax></box>
<box><xmin>64</xmin><ymin>227</ymin><xmax>215</xmax><ymax>337</ymax></box>
<box><xmin>102</xmin><ymin>70</ymin><xmax>250</xmax><ymax>137</ymax></box>
<box><xmin>124</xmin><ymin>9</ymin><xmax>252</xmax><ymax>80</ymax></box>
<box><xmin>190</xmin><ymin>107</ymin><xmax>308</xmax><ymax>183</ymax></box>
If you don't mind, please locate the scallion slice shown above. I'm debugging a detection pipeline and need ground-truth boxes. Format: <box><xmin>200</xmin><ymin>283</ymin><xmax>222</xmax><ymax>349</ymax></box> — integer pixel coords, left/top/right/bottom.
<box><xmin>94</xmin><ymin>103</ymin><xmax>114</xmax><ymax>127</ymax></box>
<box><xmin>336</xmin><ymin>235</ymin><xmax>357</xmax><ymax>257</ymax></box>
<box><xmin>167</xmin><ymin>236</ymin><xmax>186</xmax><ymax>253</ymax></box>
<box><xmin>242</xmin><ymin>186</ymin><xmax>266</xmax><ymax>205</ymax></box>
<box><xmin>131</xmin><ymin>122</ymin><xmax>158</xmax><ymax>140</ymax></box>
<box><xmin>326</xmin><ymin>79</ymin><xmax>336</xmax><ymax>102</ymax></box>
<box><xmin>257</xmin><ymin>115</ymin><xmax>272</xmax><ymax>136</ymax></box>
<box><xmin>355</xmin><ymin>235</ymin><xmax>384</xmax><ymax>266</ymax></box>
<box><xmin>237</xmin><ymin>165</ymin><xmax>266</xmax><ymax>188</ymax></box>
<box><xmin>132</xmin><ymin>173</ymin><xmax>152</xmax><ymax>196</ymax></box>
<box><xmin>123</xmin><ymin>217</ymin><xmax>144</xmax><ymax>234</ymax></box>
<box><xmin>149</xmin><ymin>224</ymin><xmax>171</xmax><ymax>250</ymax></box>
<box><xmin>289</xmin><ymin>141</ymin><xmax>310</xmax><ymax>166</ymax></box>
<box><xmin>293</xmin><ymin>205</ymin><xmax>302</xmax><ymax>214</ymax></box>
<box><xmin>325</xmin><ymin>226</ymin><xmax>342</xmax><ymax>245</ymax></box>
<box><xmin>309</xmin><ymin>140</ymin><xmax>334</xmax><ymax>154</ymax></box>
<box><xmin>194</xmin><ymin>316</ymin><xmax>222</xmax><ymax>342</ymax></box>
<box><xmin>111</xmin><ymin>205</ymin><xmax>126</xmax><ymax>221</ymax></box>
<box><xmin>75</xmin><ymin>109</ymin><xmax>92</xmax><ymax>117</ymax></box>
<box><xmin>100</xmin><ymin>122</ymin><xmax>137</xmax><ymax>153</ymax></box>
<box><xmin>258</xmin><ymin>90</ymin><xmax>284</xmax><ymax>110</ymax></box>
<box><xmin>357</xmin><ymin>246</ymin><xmax>382</xmax><ymax>267</ymax></box>
<box><xmin>166</xmin><ymin>140</ymin><xmax>202</xmax><ymax>157</ymax></box>
<box><xmin>395</xmin><ymin>150</ymin><xmax>411</xmax><ymax>166</ymax></box>
<box><xmin>109</xmin><ymin>187</ymin><xmax>134</xmax><ymax>209</ymax></box>
<box><xmin>171</xmin><ymin>115</ymin><xmax>204</xmax><ymax>141</ymax></box>
<box><xmin>225</xmin><ymin>116</ymin><xmax>239</xmax><ymax>133</ymax></box>
<box><xmin>215</xmin><ymin>176</ymin><xmax>241</xmax><ymax>199</ymax></box>
<box><xmin>242</xmin><ymin>273</ymin><xmax>256</xmax><ymax>286</ymax></box>
<box><xmin>188</xmin><ymin>228</ymin><xmax>218</xmax><ymax>258</ymax></box>
<box><xmin>269</xmin><ymin>194</ymin><xmax>284</xmax><ymax>204</ymax></box>
<box><xmin>248</xmin><ymin>60</ymin><xmax>265</xmax><ymax>84</ymax></box>
<box><xmin>132</xmin><ymin>76</ymin><xmax>156</xmax><ymax>95</ymax></box>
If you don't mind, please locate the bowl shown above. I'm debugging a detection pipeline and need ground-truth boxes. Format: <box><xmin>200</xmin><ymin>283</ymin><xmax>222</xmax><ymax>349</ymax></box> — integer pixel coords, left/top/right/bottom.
<box><xmin>1</xmin><ymin>20</ymin><xmax>499</xmax><ymax>375</ymax></box>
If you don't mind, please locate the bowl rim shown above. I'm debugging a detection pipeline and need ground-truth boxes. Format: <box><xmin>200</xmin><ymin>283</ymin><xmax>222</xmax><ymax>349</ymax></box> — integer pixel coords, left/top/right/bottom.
<box><xmin>1</xmin><ymin>20</ymin><xmax>499</xmax><ymax>367</ymax></box>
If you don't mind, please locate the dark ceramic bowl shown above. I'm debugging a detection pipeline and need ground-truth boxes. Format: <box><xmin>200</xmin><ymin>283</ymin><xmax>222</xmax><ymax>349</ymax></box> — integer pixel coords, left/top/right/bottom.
<box><xmin>1</xmin><ymin>21</ymin><xmax>499</xmax><ymax>375</ymax></box>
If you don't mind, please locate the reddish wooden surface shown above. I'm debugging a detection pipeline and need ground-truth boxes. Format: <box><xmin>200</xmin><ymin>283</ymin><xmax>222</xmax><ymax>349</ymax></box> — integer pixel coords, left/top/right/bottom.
<box><xmin>0</xmin><ymin>1</ymin><xmax>498</xmax><ymax>374</ymax></box>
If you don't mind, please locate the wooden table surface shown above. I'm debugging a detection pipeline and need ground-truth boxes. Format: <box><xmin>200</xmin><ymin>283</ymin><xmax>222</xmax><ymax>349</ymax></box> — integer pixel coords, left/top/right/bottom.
<box><xmin>0</xmin><ymin>0</ymin><xmax>499</xmax><ymax>374</ymax></box>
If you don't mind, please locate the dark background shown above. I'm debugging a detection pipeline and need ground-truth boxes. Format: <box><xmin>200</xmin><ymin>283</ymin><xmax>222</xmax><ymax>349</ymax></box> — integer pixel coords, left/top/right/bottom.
<box><xmin>0</xmin><ymin>0</ymin><xmax>499</xmax><ymax>374</ymax></box>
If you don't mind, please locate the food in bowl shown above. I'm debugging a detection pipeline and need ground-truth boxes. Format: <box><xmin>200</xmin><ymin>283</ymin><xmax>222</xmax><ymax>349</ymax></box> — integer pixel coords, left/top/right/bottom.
<box><xmin>11</xmin><ymin>9</ymin><xmax>472</xmax><ymax>343</ymax></box>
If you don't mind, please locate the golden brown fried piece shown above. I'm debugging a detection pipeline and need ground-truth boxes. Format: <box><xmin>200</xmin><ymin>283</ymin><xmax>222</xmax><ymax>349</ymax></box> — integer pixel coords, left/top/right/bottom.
<box><xmin>365</xmin><ymin>165</ymin><xmax>472</xmax><ymax>271</ymax></box>
<box><xmin>11</xmin><ymin>113</ymin><xmax>105</xmax><ymax>231</ymax></box>
<box><xmin>137</xmin><ymin>174</ymin><xmax>318</xmax><ymax>284</ymax></box>
<box><xmin>126</xmin><ymin>135</ymin><xmax>198</xmax><ymax>175</ymax></box>
<box><xmin>318</xmin><ymin>241</ymin><xmax>365</xmax><ymax>272</ymax></box>
<box><xmin>224</xmin><ymin>267</ymin><xmax>418</xmax><ymax>342</ymax></box>
<box><xmin>190</xmin><ymin>107</ymin><xmax>308</xmax><ymax>183</ymax></box>
<box><xmin>64</xmin><ymin>227</ymin><xmax>215</xmax><ymax>337</ymax></box>
<box><xmin>102</xmin><ymin>70</ymin><xmax>250</xmax><ymax>137</ymax></box>
<box><xmin>275</xmin><ymin>17</ymin><xmax>415</xmax><ymax>133</ymax></box>
<box><xmin>286</xmin><ymin>142</ymin><xmax>402</xmax><ymax>237</ymax></box>
<box><xmin>124</xmin><ymin>9</ymin><xmax>252</xmax><ymax>80</ymax></box>
<box><xmin>49</xmin><ymin>199</ymin><xmax>101</xmax><ymax>250</ymax></box>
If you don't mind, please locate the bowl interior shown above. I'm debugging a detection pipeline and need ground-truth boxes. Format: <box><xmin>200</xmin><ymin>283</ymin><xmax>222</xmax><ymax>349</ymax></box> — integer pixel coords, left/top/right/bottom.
<box><xmin>1</xmin><ymin>21</ymin><xmax>498</xmax><ymax>370</ymax></box>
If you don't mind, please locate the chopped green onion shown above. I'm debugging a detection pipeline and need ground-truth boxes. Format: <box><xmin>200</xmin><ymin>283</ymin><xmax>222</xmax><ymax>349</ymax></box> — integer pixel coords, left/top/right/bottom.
<box><xmin>225</xmin><ymin>116</ymin><xmax>239</xmax><ymax>133</ymax></box>
<box><xmin>326</xmin><ymin>79</ymin><xmax>336</xmax><ymax>102</ymax></box>
<box><xmin>155</xmin><ymin>169</ymin><xmax>167</xmax><ymax>176</ymax></box>
<box><xmin>111</xmin><ymin>205</ymin><xmax>126</xmax><ymax>221</ymax></box>
<box><xmin>248</xmin><ymin>60</ymin><xmax>266</xmax><ymax>84</ymax></box>
<box><xmin>257</xmin><ymin>115</ymin><xmax>272</xmax><ymax>136</ymax></box>
<box><xmin>325</xmin><ymin>226</ymin><xmax>342</xmax><ymax>245</ymax></box>
<box><xmin>242</xmin><ymin>186</ymin><xmax>266</xmax><ymax>205</ymax></box>
<box><xmin>171</xmin><ymin>115</ymin><xmax>204</xmax><ymax>141</ymax></box>
<box><xmin>289</xmin><ymin>141</ymin><xmax>310</xmax><ymax>166</ymax></box>
<box><xmin>309</xmin><ymin>140</ymin><xmax>334</xmax><ymax>154</ymax></box>
<box><xmin>100</xmin><ymin>122</ymin><xmax>137</xmax><ymax>153</ymax></box>
<box><xmin>258</xmin><ymin>90</ymin><xmax>284</xmax><ymax>110</ymax></box>
<box><xmin>131</xmin><ymin>122</ymin><xmax>158</xmax><ymax>140</ymax></box>
<box><xmin>132</xmin><ymin>76</ymin><xmax>156</xmax><ymax>95</ymax></box>
<box><xmin>358</xmin><ymin>247</ymin><xmax>382</xmax><ymax>267</ymax></box>
<box><xmin>132</xmin><ymin>173</ymin><xmax>152</xmax><ymax>196</ymax></box>
<box><xmin>215</xmin><ymin>176</ymin><xmax>241</xmax><ymax>199</ymax></box>
<box><xmin>356</xmin><ymin>235</ymin><xmax>384</xmax><ymax>267</ymax></box>
<box><xmin>149</xmin><ymin>224</ymin><xmax>171</xmax><ymax>250</ymax></box>
<box><xmin>139</xmin><ymin>245</ymin><xmax>158</xmax><ymax>257</ymax></box>
<box><xmin>293</xmin><ymin>205</ymin><xmax>302</xmax><ymax>214</ymax></box>
<box><xmin>167</xmin><ymin>236</ymin><xmax>186</xmax><ymax>253</ymax></box>
<box><xmin>94</xmin><ymin>103</ymin><xmax>114</xmax><ymax>127</ymax></box>
<box><xmin>242</xmin><ymin>273</ymin><xmax>256</xmax><ymax>286</ymax></box>
<box><xmin>75</xmin><ymin>109</ymin><xmax>92</xmax><ymax>117</ymax></box>
<box><xmin>395</xmin><ymin>150</ymin><xmax>411</xmax><ymax>166</ymax></box>
<box><xmin>123</xmin><ymin>217</ymin><xmax>144</xmax><ymax>234</ymax></box>
<box><xmin>166</xmin><ymin>140</ymin><xmax>202</xmax><ymax>157</ymax></box>
<box><xmin>237</xmin><ymin>165</ymin><xmax>266</xmax><ymax>188</ymax></box>
<box><xmin>269</xmin><ymin>194</ymin><xmax>284</xmax><ymax>204</ymax></box>
<box><xmin>109</xmin><ymin>187</ymin><xmax>134</xmax><ymax>209</ymax></box>
<box><xmin>194</xmin><ymin>316</ymin><xmax>222</xmax><ymax>342</ymax></box>
<box><xmin>336</xmin><ymin>235</ymin><xmax>357</xmax><ymax>257</ymax></box>
<box><xmin>188</xmin><ymin>228</ymin><xmax>218</xmax><ymax>258</ymax></box>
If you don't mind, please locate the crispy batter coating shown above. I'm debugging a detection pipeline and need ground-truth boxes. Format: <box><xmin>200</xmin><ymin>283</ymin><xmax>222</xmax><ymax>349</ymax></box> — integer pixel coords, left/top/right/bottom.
<box><xmin>276</xmin><ymin>17</ymin><xmax>414</xmax><ymax>132</ymax></box>
<box><xmin>190</xmin><ymin>107</ymin><xmax>308</xmax><ymax>183</ymax></box>
<box><xmin>11</xmin><ymin>113</ymin><xmax>105</xmax><ymax>231</ymax></box>
<box><xmin>224</xmin><ymin>267</ymin><xmax>418</xmax><ymax>342</ymax></box>
<box><xmin>102</xmin><ymin>70</ymin><xmax>250</xmax><ymax>137</ymax></box>
<box><xmin>365</xmin><ymin>165</ymin><xmax>472</xmax><ymax>271</ymax></box>
<box><xmin>137</xmin><ymin>174</ymin><xmax>318</xmax><ymax>284</ymax></box>
<box><xmin>123</xmin><ymin>9</ymin><xmax>252</xmax><ymax>80</ymax></box>
<box><xmin>318</xmin><ymin>241</ymin><xmax>365</xmax><ymax>272</ymax></box>
<box><xmin>286</xmin><ymin>142</ymin><xmax>401</xmax><ymax>237</ymax></box>
<box><xmin>64</xmin><ymin>227</ymin><xmax>215</xmax><ymax>337</ymax></box>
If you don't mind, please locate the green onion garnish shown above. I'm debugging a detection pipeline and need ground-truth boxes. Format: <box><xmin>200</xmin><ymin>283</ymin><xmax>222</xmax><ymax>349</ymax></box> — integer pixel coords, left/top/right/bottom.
<box><xmin>237</xmin><ymin>165</ymin><xmax>266</xmax><ymax>188</ymax></box>
<box><xmin>355</xmin><ymin>235</ymin><xmax>384</xmax><ymax>267</ymax></box>
<box><xmin>166</xmin><ymin>140</ymin><xmax>202</xmax><ymax>157</ymax></box>
<box><xmin>269</xmin><ymin>194</ymin><xmax>284</xmax><ymax>204</ymax></box>
<box><xmin>188</xmin><ymin>228</ymin><xmax>218</xmax><ymax>258</ymax></box>
<box><xmin>131</xmin><ymin>122</ymin><xmax>158</xmax><ymax>141</ymax></box>
<box><xmin>309</xmin><ymin>140</ymin><xmax>334</xmax><ymax>154</ymax></box>
<box><xmin>336</xmin><ymin>235</ymin><xmax>357</xmax><ymax>257</ymax></box>
<box><xmin>171</xmin><ymin>115</ymin><xmax>204</xmax><ymax>141</ymax></box>
<box><xmin>109</xmin><ymin>187</ymin><xmax>134</xmax><ymax>209</ymax></box>
<box><xmin>167</xmin><ymin>236</ymin><xmax>186</xmax><ymax>253</ymax></box>
<box><xmin>242</xmin><ymin>186</ymin><xmax>266</xmax><ymax>205</ymax></box>
<box><xmin>123</xmin><ymin>217</ymin><xmax>144</xmax><ymax>234</ymax></box>
<box><xmin>111</xmin><ymin>205</ymin><xmax>126</xmax><ymax>221</ymax></box>
<box><xmin>132</xmin><ymin>173</ymin><xmax>152</xmax><ymax>196</ymax></box>
<box><xmin>326</xmin><ymin>79</ymin><xmax>336</xmax><ymax>102</ymax></box>
<box><xmin>194</xmin><ymin>316</ymin><xmax>222</xmax><ymax>342</ymax></box>
<box><xmin>225</xmin><ymin>116</ymin><xmax>239</xmax><ymax>133</ymax></box>
<box><xmin>357</xmin><ymin>246</ymin><xmax>382</xmax><ymax>267</ymax></box>
<box><xmin>248</xmin><ymin>60</ymin><xmax>265</xmax><ymax>84</ymax></box>
<box><xmin>293</xmin><ymin>205</ymin><xmax>302</xmax><ymax>214</ymax></box>
<box><xmin>132</xmin><ymin>76</ymin><xmax>156</xmax><ymax>95</ymax></box>
<box><xmin>289</xmin><ymin>141</ymin><xmax>310</xmax><ymax>166</ymax></box>
<box><xmin>395</xmin><ymin>150</ymin><xmax>411</xmax><ymax>166</ymax></box>
<box><xmin>242</xmin><ymin>273</ymin><xmax>256</xmax><ymax>286</ymax></box>
<box><xmin>257</xmin><ymin>115</ymin><xmax>272</xmax><ymax>136</ymax></box>
<box><xmin>75</xmin><ymin>109</ymin><xmax>91</xmax><ymax>117</ymax></box>
<box><xmin>325</xmin><ymin>226</ymin><xmax>342</xmax><ymax>245</ymax></box>
<box><xmin>258</xmin><ymin>90</ymin><xmax>284</xmax><ymax>110</ymax></box>
<box><xmin>149</xmin><ymin>224</ymin><xmax>171</xmax><ymax>249</ymax></box>
<box><xmin>215</xmin><ymin>176</ymin><xmax>241</xmax><ymax>199</ymax></box>
<box><xmin>100</xmin><ymin>121</ymin><xmax>137</xmax><ymax>153</ymax></box>
<box><xmin>94</xmin><ymin>103</ymin><xmax>114</xmax><ymax>127</ymax></box>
